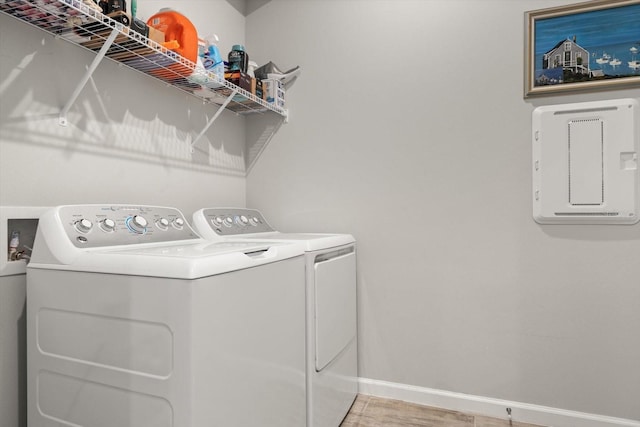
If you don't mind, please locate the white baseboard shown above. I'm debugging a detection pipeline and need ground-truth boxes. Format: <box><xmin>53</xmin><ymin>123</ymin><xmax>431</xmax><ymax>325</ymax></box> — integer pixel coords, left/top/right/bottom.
<box><xmin>358</xmin><ymin>377</ymin><xmax>640</xmax><ymax>427</ymax></box>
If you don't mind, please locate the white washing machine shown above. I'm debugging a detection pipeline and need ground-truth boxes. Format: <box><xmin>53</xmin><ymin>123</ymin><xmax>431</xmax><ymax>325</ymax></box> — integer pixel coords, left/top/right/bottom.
<box><xmin>27</xmin><ymin>204</ymin><xmax>306</xmax><ymax>427</ymax></box>
<box><xmin>192</xmin><ymin>208</ymin><xmax>358</xmax><ymax>427</ymax></box>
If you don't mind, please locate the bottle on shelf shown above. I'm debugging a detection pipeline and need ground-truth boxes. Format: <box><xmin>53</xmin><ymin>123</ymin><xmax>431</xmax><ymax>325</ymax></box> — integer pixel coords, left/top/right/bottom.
<box><xmin>228</xmin><ymin>44</ymin><xmax>248</xmax><ymax>73</ymax></box>
<box><xmin>201</xmin><ymin>34</ymin><xmax>225</xmax><ymax>82</ymax></box>
<box><xmin>8</xmin><ymin>230</ymin><xmax>19</xmax><ymax>261</ymax></box>
<box><xmin>146</xmin><ymin>8</ymin><xmax>199</xmax><ymax>80</ymax></box>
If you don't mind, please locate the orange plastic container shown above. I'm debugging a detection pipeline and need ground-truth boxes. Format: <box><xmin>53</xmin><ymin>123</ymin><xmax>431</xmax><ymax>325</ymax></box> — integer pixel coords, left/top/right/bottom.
<box><xmin>146</xmin><ymin>9</ymin><xmax>198</xmax><ymax>80</ymax></box>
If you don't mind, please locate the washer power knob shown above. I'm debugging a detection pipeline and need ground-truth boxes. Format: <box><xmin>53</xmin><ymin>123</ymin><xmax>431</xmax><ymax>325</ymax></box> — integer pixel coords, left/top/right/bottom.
<box><xmin>75</xmin><ymin>218</ymin><xmax>93</xmax><ymax>233</ymax></box>
<box><xmin>128</xmin><ymin>215</ymin><xmax>148</xmax><ymax>233</ymax></box>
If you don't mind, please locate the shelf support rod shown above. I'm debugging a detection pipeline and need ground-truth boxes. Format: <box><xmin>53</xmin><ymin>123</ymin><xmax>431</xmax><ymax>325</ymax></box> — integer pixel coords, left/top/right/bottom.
<box><xmin>190</xmin><ymin>89</ymin><xmax>238</xmax><ymax>151</ymax></box>
<box><xmin>59</xmin><ymin>27</ymin><xmax>119</xmax><ymax>126</ymax></box>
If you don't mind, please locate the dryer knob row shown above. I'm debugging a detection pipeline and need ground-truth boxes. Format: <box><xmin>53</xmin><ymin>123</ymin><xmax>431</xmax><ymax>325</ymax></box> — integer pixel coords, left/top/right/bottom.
<box><xmin>212</xmin><ymin>214</ymin><xmax>261</xmax><ymax>228</ymax></box>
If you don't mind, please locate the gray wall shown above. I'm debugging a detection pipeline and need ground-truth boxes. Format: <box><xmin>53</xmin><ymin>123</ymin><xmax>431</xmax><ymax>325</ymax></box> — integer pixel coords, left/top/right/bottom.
<box><xmin>245</xmin><ymin>0</ymin><xmax>640</xmax><ymax>421</ymax></box>
<box><xmin>2</xmin><ymin>0</ymin><xmax>639</xmax><ymax>424</ymax></box>
<box><xmin>0</xmin><ymin>1</ymin><xmax>249</xmax><ymax>213</ymax></box>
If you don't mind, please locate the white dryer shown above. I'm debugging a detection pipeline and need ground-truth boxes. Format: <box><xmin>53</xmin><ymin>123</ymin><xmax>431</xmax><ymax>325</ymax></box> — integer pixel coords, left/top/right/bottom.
<box><xmin>27</xmin><ymin>204</ymin><xmax>306</xmax><ymax>427</ymax></box>
<box><xmin>192</xmin><ymin>208</ymin><xmax>358</xmax><ymax>427</ymax></box>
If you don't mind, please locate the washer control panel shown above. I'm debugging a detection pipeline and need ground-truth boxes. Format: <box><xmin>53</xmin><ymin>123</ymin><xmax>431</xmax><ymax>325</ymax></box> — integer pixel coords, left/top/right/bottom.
<box><xmin>199</xmin><ymin>208</ymin><xmax>274</xmax><ymax>236</ymax></box>
<box><xmin>58</xmin><ymin>205</ymin><xmax>200</xmax><ymax>248</ymax></box>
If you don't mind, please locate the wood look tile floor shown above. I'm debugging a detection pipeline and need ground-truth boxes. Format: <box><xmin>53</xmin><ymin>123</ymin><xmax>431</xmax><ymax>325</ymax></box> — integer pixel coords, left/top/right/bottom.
<box><xmin>340</xmin><ymin>395</ymin><xmax>547</xmax><ymax>427</ymax></box>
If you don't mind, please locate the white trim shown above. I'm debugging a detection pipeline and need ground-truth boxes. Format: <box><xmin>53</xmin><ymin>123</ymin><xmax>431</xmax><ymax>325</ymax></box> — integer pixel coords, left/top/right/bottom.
<box><xmin>358</xmin><ymin>378</ymin><xmax>640</xmax><ymax>427</ymax></box>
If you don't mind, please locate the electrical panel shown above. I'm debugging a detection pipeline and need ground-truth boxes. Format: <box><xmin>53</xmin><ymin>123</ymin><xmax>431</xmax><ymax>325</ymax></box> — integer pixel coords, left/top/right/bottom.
<box><xmin>532</xmin><ymin>98</ymin><xmax>639</xmax><ymax>224</ymax></box>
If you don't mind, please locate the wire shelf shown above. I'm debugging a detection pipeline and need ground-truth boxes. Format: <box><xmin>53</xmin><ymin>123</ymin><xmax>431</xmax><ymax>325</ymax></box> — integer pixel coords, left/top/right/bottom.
<box><xmin>0</xmin><ymin>0</ymin><xmax>287</xmax><ymax>117</ymax></box>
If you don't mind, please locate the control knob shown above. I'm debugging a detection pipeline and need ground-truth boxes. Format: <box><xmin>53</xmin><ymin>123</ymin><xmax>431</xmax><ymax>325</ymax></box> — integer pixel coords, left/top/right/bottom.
<box><xmin>75</xmin><ymin>218</ymin><xmax>93</xmax><ymax>233</ymax></box>
<box><xmin>156</xmin><ymin>218</ymin><xmax>169</xmax><ymax>230</ymax></box>
<box><xmin>100</xmin><ymin>218</ymin><xmax>116</xmax><ymax>232</ymax></box>
<box><xmin>173</xmin><ymin>217</ymin><xmax>185</xmax><ymax>229</ymax></box>
<box><xmin>223</xmin><ymin>217</ymin><xmax>234</xmax><ymax>227</ymax></box>
<box><xmin>212</xmin><ymin>216</ymin><xmax>224</xmax><ymax>227</ymax></box>
<box><xmin>128</xmin><ymin>215</ymin><xmax>148</xmax><ymax>234</ymax></box>
<box><xmin>236</xmin><ymin>215</ymin><xmax>249</xmax><ymax>226</ymax></box>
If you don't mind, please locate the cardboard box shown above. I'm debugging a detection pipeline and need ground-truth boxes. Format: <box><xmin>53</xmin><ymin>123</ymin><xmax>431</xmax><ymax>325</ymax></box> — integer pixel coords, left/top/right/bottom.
<box><xmin>239</xmin><ymin>73</ymin><xmax>256</xmax><ymax>95</ymax></box>
<box><xmin>263</xmin><ymin>78</ymin><xmax>285</xmax><ymax>108</ymax></box>
<box><xmin>147</xmin><ymin>26</ymin><xmax>165</xmax><ymax>45</ymax></box>
<box><xmin>225</xmin><ymin>71</ymin><xmax>256</xmax><ymax>94</ymax></box>
<box><xmin>224</xmin><ymin>70</ymin><xmax>239</xmax><ymax>85</ymax></box>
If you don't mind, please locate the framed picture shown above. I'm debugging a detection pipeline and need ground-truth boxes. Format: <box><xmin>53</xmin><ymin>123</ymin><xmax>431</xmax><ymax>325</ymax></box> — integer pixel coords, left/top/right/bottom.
<box><xmin>525</xmin><ymin>0</ymin><xmax>640</xmax><ymax>97</ymax></box>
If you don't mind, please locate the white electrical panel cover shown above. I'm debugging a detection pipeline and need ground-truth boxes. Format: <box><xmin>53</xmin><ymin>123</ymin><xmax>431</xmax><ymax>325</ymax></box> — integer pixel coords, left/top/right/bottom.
<box><xmin>532</xmin><ymin>98</ymin><xmax>639</xmax><ymax>224</ymax></box>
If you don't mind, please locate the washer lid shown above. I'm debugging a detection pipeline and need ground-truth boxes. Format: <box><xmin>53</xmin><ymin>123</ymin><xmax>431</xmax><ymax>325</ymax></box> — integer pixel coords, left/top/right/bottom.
<box><xmin>29</xmin><ymin>240</ymin><xmax>304</xmax><ymax>279</ymax></box>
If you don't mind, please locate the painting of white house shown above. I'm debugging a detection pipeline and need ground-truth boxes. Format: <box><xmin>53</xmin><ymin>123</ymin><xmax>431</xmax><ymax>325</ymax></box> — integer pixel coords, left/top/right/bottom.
<box><xmin>528</xmin><ymin>1</ymin><xmax>640</xmax><ymax>94</ymax></box>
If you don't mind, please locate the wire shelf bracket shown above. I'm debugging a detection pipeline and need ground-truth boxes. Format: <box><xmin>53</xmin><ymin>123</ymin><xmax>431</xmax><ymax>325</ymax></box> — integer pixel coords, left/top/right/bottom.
<box><xmin>59</xmin><ymin>27</ymin><xmax>119</xmax><ymax>126</ymax></box>
<box><xmin>190</xmin><ymin>89</ymin><xmax>237</xmax><ymax>152</ymax></box>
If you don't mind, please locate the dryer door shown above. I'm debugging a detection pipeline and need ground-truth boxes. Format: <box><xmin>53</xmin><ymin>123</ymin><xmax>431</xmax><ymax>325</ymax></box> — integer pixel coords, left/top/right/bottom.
<box><xmin>314</xmin><ymin>248</ymin><xmax>356</xmax><ymax>371</ymax></box>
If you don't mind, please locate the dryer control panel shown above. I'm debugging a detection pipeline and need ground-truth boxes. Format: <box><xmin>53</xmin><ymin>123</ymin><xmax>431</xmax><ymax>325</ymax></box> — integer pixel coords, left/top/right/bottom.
<box><xmin>56</xmin><ymin>205</ymin><xmax>200</xmax><ymax>248</ymax></box>
<box><xmin>197</xmin><ymin>208</ymin><xmax>274</xmax><ymax>236</ymax></box>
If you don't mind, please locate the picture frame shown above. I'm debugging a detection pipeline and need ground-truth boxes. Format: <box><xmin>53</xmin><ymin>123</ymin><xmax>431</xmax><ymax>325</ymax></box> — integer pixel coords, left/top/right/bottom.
<box><xmin>525</xmin><ymin>0</ymin><xmax>640</xmax><ymax>97</ymax></box>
